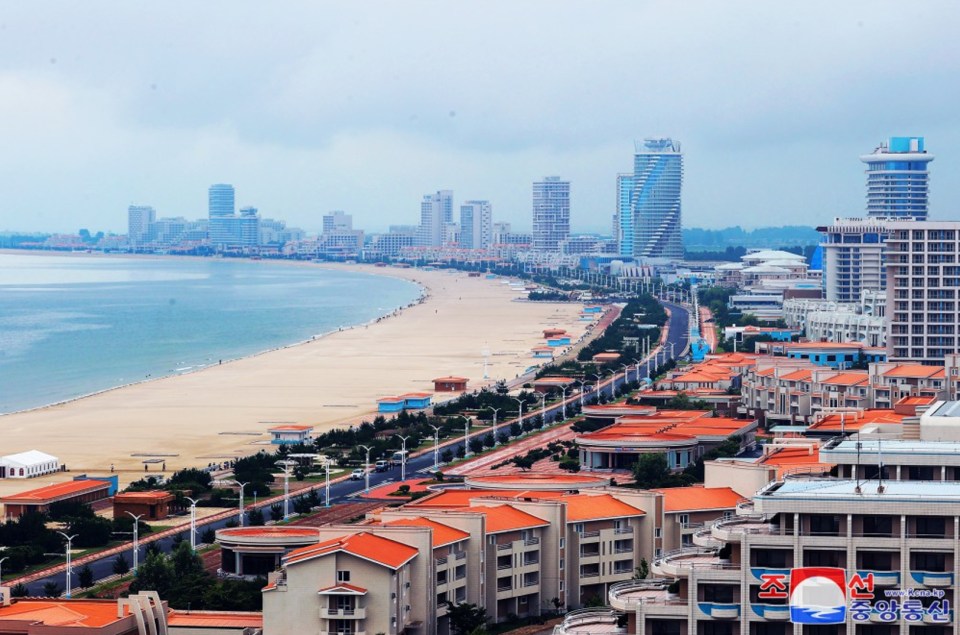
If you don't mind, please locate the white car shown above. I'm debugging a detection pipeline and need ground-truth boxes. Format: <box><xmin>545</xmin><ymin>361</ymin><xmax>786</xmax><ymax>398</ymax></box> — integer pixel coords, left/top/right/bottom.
<box><xmin>350</xmin><ymin>468</ymin><xmax>365</xmax><ymax>480</ymax></box>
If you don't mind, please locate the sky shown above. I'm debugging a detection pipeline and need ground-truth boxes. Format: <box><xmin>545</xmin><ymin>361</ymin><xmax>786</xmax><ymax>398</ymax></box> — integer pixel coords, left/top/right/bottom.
<box><xmin>0</xmin><ymin>2</ymin><xmax>958</xmax><ymax>235</ymax></box>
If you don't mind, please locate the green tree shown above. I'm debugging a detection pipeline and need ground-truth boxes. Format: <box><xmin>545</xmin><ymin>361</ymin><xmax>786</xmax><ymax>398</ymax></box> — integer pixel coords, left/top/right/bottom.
<box><xmin>248</xmin><ymin>508</ymin><xmax>265</xmax><ymax>526</ymax></box>
<box><xmin>112</xmin><ymin>553</ymin><xmax>130</xmax><ymax>575</ymax></box>
<box><xmin>634</xmin><ymin>558</ymin><xmax>649</xmax><ymax>580</ymax></box>
<box><xmin>631</xmin><ymin>453</ymin><xmax>670</xmax><ymax>489</ymax></box>
<box><xmin>511</xmin><ymin>456</ymin><xmax>534</xmax><ymax>471</ymax></box>
<box><xmin>42</xmin><ymin>581</ymin><xmax>61</xmax><ymax>597</ymax></box>
<box><xmin>446</xmin><ymin>602</ymin><xmax>488</xmax><ymax>635</ymax></box>
<box><xmin>78</xmin><ymin>564</ymin><xmax>95</xmax><ymax>588</ymax></box>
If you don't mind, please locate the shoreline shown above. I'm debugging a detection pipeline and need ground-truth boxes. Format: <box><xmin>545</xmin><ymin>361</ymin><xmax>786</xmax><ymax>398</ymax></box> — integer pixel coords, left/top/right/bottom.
<box><xmin>0</xmin><ymin>255</ymin><xmax>429</xmax><ymax>418</ymax></box>
<box><xmin>0</xmin><ymin>255</ymin><xmax>592</xmax><ymax>494</ymax></box>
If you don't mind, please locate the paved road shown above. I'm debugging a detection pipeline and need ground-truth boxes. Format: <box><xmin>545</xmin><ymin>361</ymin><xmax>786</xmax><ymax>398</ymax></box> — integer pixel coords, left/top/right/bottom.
<box><xmin>19</xmin><ymin>298</ymin><xmax>690</xmax><ymax>596</ymax></box>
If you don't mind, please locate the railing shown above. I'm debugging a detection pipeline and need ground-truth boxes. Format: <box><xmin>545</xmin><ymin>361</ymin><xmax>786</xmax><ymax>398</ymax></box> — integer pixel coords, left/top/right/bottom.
<box><xmin>614</xmin><ymin>527</ymin><xmax>633</xmax><ymax>535</ymax></box>
<box><xmin>523</xmin><ymin>578</ymin><xmax>539</xmax><ymax>587</ymax></box>
<box><xmin>524</xmin><ymin>537</ymin><xmax>540</xmax><ymax>546</ymax></box>
<box><xmin>579</xmin><ymin>549</ymin><xmax>601</xmax><ymax>558</ymax></box>
<box><xmin>454</xmin><ymin>551</ymin><xmax>466</xmax><ymax>560</ymax></box>
<box><xmin>496</xmin><ymin>543</ymin><xmax>512</xmax><ymax>551</ymax></box>
<box><xmin>435</xmin><ymin>556</ymin><xmax>448</xmax><ymax>566</ymax></box>
<box><xmin>613</xmin><ymin>547</ymin><xmax>633</xmax><ymax>554</ymax></box>
<box><xmin>579</xmin><ymin>530</ymin><xmax>600</xmax><ymax>539</ymax></box>
<box><xmin>523</xmin><ymin>556</ymin><xmax>540</xmax><ymax>566</ymax></box>
<box><xmin>497</xmin><ymin>583</ymin><xmax>512</xmax><ymax>592</ymax></box>
<box><xmin>497</xmin><ymin>563</ymin><xmax>512</xmax><ymax>570</ymax></box>
<box><xmin>579</xmin><ymin>570</ymin><xmax>600</xmax><ymax>578</ymax></box>
<box><xmin>554</xmin><ymin>608</ymin><xmax>624</xmax><ymax>635</ymax></box>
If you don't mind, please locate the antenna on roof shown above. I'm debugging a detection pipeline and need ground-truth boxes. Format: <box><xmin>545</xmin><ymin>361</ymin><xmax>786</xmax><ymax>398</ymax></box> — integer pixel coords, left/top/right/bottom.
<box><xmin>854</xmin><ymin>431</ymin><xmax>862</xmax><ymax>495</ymax></box>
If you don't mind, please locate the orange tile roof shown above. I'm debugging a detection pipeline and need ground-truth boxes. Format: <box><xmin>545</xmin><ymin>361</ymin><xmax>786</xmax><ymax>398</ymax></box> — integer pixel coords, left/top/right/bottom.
<box><xmin>384</xmin><ymin>516</ymin><xmax>470</xmax><ymax>547</ymax></box>
<box><xmin>268</xmin><ymin>424</ymin><xmax>313</xmax><ymax>432</ymax></box>
<box><xmin>113</xmin><ymin>490</ymin><xmax>174</xmax><ymax>504</ymax></box>
<box><xmin>883</xmin><ymin>364</ymin><xmax>944</xmax><ymax>379</ymax></box>
<box><xmin>400</xmin><ymin>392</ymin><xmax>433</xmax><ymax>398</ymax></box>
<box><xmin>410</xmin><ymin>489</ymin><xmax>564</xmax><ymax>508</ymax></box>
<box><xmin>758</xmin><ymin>446</ymin><xmax>833</xmax><ymax>478</ymax></box>
<box><xmin>433</xmin><ymin>376</ymin><xmax>469</xmax><ymax>382</ymax></box>
<box><xmin>283</xmin><ymin>532</ymin><xmax>418</xmax><ymax>569</ymax></box>
<box><xmin>561</xmin><ymin>494</ymin><xmax>644</xmax><ymax>522</ymax></box>
<box><xmin>467</xmin><ymin>504</ymin><xmax>551</xmax><ymax>533</ymax></box>
<box><xmin>0</xmin><ymin>599</ymin><xmax>128</xmax><ymax>627</ymax></box>
<box><xmin>780</xmin><ymin>369</ymin><xmax>813</xmax><ymax>381</ymax></box>
<box><xmin>167</xmin><ymin>611</ymin><xmax>264</xmax><ymax>628</ymax></box>
<box><xmin>0</xmin><ymin>479</ymin><xmax>110</xmax><ymax>504</ymax></box>
<box><xmin>897</xmin><ymin>395</ymin><xmax>937</xmax><ymax>406</ymax></box>
<box><xmin>820</xmin><ymin>372</ymin><xmax>869</xmax><ymax>386</ymax></box>
<box><xmin>807</xmin><ymin>409</ymin><xmax>905</xmax><ymax>432</ymax></box>
<box><xmin>650</xmin><ymin>486</ymin><xmax>741</xmax><ymax>512</ymax></box>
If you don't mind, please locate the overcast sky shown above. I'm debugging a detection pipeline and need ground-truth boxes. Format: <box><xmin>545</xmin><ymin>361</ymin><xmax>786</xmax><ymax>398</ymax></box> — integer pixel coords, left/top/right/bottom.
<box><xmin>1</xmin><ymin>2</ymin><xmax>958</xmax><ymax>235</ymax></box>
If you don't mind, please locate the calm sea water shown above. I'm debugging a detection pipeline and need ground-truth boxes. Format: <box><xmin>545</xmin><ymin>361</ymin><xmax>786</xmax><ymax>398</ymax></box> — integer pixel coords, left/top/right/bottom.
<box><xmin>0</xmin><ymin>253</ymin><xmax>421</xmax><ymax>414</ymax></box>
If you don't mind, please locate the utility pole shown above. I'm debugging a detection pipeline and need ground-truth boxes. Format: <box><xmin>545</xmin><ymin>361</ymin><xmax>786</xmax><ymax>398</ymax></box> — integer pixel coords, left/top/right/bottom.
<box><xmin>125</xmin><ymin>512</ymin><xmax>144</xmax><ymax>571</ymax></box>
<box><xmin>56</xmin><ymin>532</ymin><xmax>79</xmax><ymax>598</ymax></box>
<box><xmin>185</xmin><ymin>498</ymin><xmax>199</xmax><ymax>551</ymax></box>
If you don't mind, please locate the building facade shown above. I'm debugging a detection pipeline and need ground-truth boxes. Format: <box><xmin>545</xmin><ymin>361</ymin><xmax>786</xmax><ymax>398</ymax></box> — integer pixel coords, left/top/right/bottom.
<box><xmin>460</xmin><ymin>200</ymin><xmax>493</xmax><ymax>250</ymax></box>
<box><xmin>127</xmin><ymin>205</ymin><xmax>156</xmax><ymax>248</ymax></box>
<box><xmin>818</xmin><ymin>217</ymin><xmax>892</xmax><ymax>302</ymax></box>
<box><xmin>617</xmin><ymin>138</ymin><xmax>683</xmax><ymax>261</ymax></box>
<box><xmin>419</xmin><ymin>190</ymin><xmax>454</xmax><ymax>247</ymax></box>
<box><xmin>532</xmin><ymin>177</ymin><xmax>570</xmax><ymax>252</ymax></box>
<box><xmin>885</xmin><ymin>221</ymin><xmax>960</xmax><ymax>363</ymax></box>
<box><xmin>861</xmin><ymin>136</ymin><xmax>934</xmax><ymax>220</ymax></box>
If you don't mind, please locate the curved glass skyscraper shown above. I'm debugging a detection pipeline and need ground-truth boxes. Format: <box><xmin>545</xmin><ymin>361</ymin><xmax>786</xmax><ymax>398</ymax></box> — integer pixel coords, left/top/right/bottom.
<box><xmin>860</xmin><ymin>136</ymin><xmax>933</xmax><ymax>220</ymax></box>
<box><xmin>617</xmin><ymin>138</ymin><xmax>683</xmax><ymax>260</ymax></box>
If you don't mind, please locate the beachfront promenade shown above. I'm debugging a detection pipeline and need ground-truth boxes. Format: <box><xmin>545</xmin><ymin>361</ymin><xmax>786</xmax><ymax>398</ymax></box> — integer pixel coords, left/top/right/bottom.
<box><xmin>11</xmin><ymin>297</ymin><xmax>691</xmax><ymax>596</ymax></box>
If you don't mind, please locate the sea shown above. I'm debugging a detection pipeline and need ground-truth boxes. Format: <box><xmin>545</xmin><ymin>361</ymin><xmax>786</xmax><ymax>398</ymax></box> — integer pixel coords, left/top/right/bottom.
<box><xmin>0</xmin><ymin>253</ymin><xmax>422</xmax><ymax>414</ymax></box>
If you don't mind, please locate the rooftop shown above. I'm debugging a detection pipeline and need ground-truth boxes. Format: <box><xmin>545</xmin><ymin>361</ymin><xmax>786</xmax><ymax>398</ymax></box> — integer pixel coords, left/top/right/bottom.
<box><xmin>383</xmin><ymin>516</ymin><xmax>471</xmax><ymax>547</ymax></box>
<box><xmin>409</xmin><ymin>489</ymin><xmax>564</xmax><ymax>508</ymax></box>
<box><xmin>0</xmin><ymin>599</ymin><xmax>129</xmax><ymax>628</ymax></box>
<box><xmin>113</xmin><ymin>490</ymin><xmax>174</xmax><ymax>503</ymax></box>
<box><xmin>467</xmin><ymin>504</ymin><xmax>552</xmax><ymax>533</ymax></box>
<box><xmin>267</xmin><ymin>424</ymin><xmax>314</xmax><ymax>432</ymax></box>
<box><xmin>167</xmin><ymin>611</ymin><xmax>264</xmax><ymax>629</ymax></box>
<box><xmin>650</xmin><ymin>486</ymin><xmax>742</xmax><ymax>512</ymax></box>
<box><xmin>560</xmin><ymin>494</ymin><xmax>644</xmax><ymax>522</ymax></box>
<box><xmin>283</xmin><ymin>532</ymin><xmax>418</xmax><ymax>569</ymax></box>
<box><xmin>0</xmin><ymin>450</ymin><xmax>57</xmax><ymax>465</ymax></box>
<box><xmin>218</xmin><ymin>526</ymin><xmax>322</xmax><ymax>538</ymax></box>
<box><xmin>762</xmin><ymin>478</ymin><xmax>960</xmax><ymax>502</ymax></box>
<box><xmin>0</xmin><ymin>479</ymin><xmax>111</xmax><ymax>504</ymax></box>
<box><xmin>806</xmin><ymin>409</ymin><xmax>905</xmax><ymax>433</ymax></box>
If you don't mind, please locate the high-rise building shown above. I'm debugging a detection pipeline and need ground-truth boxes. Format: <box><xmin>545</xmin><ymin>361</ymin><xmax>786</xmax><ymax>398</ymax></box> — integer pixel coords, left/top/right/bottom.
<box><xmin>885</xmin><ymin>220</ymin><xmax>960</xmax><ymax>363</ymax></box>
<box><xmin>418</xmin><ymin>190</ymin><xmax>453</xmax><ymax>247</ymax></box>
<box><xmin>532</xmin><ymin>177</ymin><xmax>570</xmax><ymax>252</ymax></box>
<box><xmin>617</xmin><ymin>138</ymin><xmax>683</xmax><ymax>261</ymax></box>
<box><xmin>127</xmin><ymin>205</ymin><xmax>155</xmax><ymax>248</ymax></box>
<box><xmin>861</xmin><ymin>136</ymin><xmax>934</xmax><ymax>219</ymax></box>
<box><xmin>237</xmin><ymin>206</ymin><xmax>260</xmax><ymax>247</ymax></box>
<box><xmin>818</xmin><ymin>217</ymin><xmax>892</xmax><ymax>302</ymax></box>
<box><xmin>208</xmin><ymin>184</ymin><xmax>235</xmax><ymax>218</ymax></box>
<box><xmin>322</xmin><ymin>211</ymin><xmax>352</xmax><ymax>234</ymax></box>
<box><xmin>460</xmin><ymin>201</ymin><xmax>493</xmax><ymax>250</ymax></box>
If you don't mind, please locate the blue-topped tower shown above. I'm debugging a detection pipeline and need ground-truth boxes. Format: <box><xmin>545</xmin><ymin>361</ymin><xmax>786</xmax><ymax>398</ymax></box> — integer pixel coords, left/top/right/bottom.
<box><xmin>617</xmin><ymin>138</ymin><xmax>684</xmax><ymax>261</ymax></box>
<box><xmin>860</xmin><ymin>136</ymin><xmax>933</xmax><ymax>220</ymax></box>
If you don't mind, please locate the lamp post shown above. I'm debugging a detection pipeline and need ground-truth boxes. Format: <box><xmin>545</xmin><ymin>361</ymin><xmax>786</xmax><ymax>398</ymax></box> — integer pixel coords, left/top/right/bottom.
<box><xmin>398</xmin><ymin>436</ymin><xmax>410</xmax><ymax>482</ymax></box>
<box><xmin>226</xmin><ymin>480</ymin><xmax>249</xmax><ymax>527</ymax></box>
<box><xmin>56</xmin><ymin>532</ymin><xmax>78</xmax><ymax>598</ymax></box>
<box><xmin>429</xmin><ymin>425</ymin><xmax>441</xmax><ymax>469</ymax></box>
<box><xmin>512</xmin><ymin>397</ymin><xmax>525</xmax><ymax>431</ymax></box>
<box><xmin>184</xmin><ymin>497</ymin><xmax>199</xmax><ymax>551</ymax></box>
<box><xmin>632</xmin><ymin>358</ymin><xmax>643</xmax><ymax>386</ymax></box>
<box><xmin>591</xmin><ymin>373</ymin><xmax>604</xmax><ymax>402</ymax></box>
<box><xmin>463</xmin><ymin>418</ymin><xmax>471</xmax><ymax>458</ymax></box>
<box><xmin>559</xmin><ymin>387</ymin><xmax>569</xmax><ymax>420</ymax></box>
<box><xmin>324</xmin><ymin>459</ymin><xmax>331</xmax><ymax>508</ymax></box>
<box><xmin>125</xmin><ymin>512</ymin><xmax>144</xmax><ymax>571</ymax></box>
<box><xmin>359</xmin><ymin>445</ymin><xmax>372</xmax><ymax>493</ymax></box>
<box><xmin>0</xmin><ymin>556</ymin><xmax>8</xmax><ymax>582</ymax></box>
<box><xmin>670</xmin><ymin>341</ymin><xmax>676</xmax><ymax>361</ymax></box>
<box><xmin>488</xmin><ymin>407</ymin><xmax>502</xmax><ymax>447</ymax></box>
<box><xmin>538</xmin><ymin>392</ymin><xmax>547</xmax><ymax>427</ymax></box>
<box><xmin>621</xmin><ymin>364</ymin><xmax>631</xmax><ymax>390</ymax></box>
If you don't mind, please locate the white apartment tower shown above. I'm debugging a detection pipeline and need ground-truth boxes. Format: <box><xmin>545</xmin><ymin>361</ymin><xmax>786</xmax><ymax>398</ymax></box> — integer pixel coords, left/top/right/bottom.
<box><xmin>418</xmin><ymin>190</ymin><xmax>454</xmax><ymax>247</ymax></box>
<box><xmin>460</xmin><ymin>201</ymin><xmax>493</xmax><ymax>250</ymax></box>
<box><xmin>127</xmin><ymin>205</ymin><xmax>155</xmax><ymax>248</ymax></box>
<box><xmin>885</xmin><ymin>220</ymin><xmax>960</xmax><ymax>363</ymax></box>
<box><xmin>861</xmin><ymin>136</ymin><xmax>934</xmax><ymax>220</ymax></box>
<box><xmin>322</xmin><ymin>211</ymin><xmax>352</xmax><ymax>234</ymax></box>
<box><xmin>532</xmin><ymin>177</ymin><xmax>570</xmax><ymax>252</ymax></box>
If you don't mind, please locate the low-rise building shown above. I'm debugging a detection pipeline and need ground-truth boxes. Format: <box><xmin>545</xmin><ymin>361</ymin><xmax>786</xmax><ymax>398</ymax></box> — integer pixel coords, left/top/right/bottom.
<box><xmin>0</xmin><ymin>450</ymin><xmax>60</xmax><ymax>479</ymax></box>
<box><xmin>267</xmin><ymin>425</ymin><xmax>314</xmax><ymax>445</ymax></box>
<box><xmin>1</xmin><ymin>479</ymin><xmax>111</xmax><ymax>520</ymax></box>
<box><xmin>112</xmin><ymin>490</ymin><xmax>175</xmax><ymax>521</ymax></box>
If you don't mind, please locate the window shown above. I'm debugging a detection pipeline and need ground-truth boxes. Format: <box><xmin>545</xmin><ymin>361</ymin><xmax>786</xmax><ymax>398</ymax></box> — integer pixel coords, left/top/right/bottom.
<box><xmin>559</xmin><ymin>558</ymin><xmax>564</xmax><ymax>570</ymax></box>
<box><xmin>336</xmin><ymin>570</ymin><xmax>350</xmax><ymax>583</ymax></box>
<box><xmin>654</xmin><ymin>527</ymin><xmax>662</xmax><ymax>538</ymax></box>
<box><xmin>559</xmin><ymin>537</ymin><xmax>565</xmax><ymax>549</ymax></box>
<box><xmin>573</xmin><ymin>523</ymin><xmax>584</xmax><ymax>533</ymax></box>
<box><xmin>678</xmin><ymin>514</ymin><xmax>689</xmax><ymax>526</ymax></box>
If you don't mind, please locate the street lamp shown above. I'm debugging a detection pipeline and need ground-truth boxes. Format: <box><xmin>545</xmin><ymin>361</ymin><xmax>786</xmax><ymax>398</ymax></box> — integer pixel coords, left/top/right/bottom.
<box><xmin>56</xmin><ymin>532</ymin><xmax>78</xmax><ymax>598</ymax></box>
<box><xmin>591</xmin><ymin>373</ymin><xmax>604</xmax><ymax>402</ymax></box>
<box><xmin>226</xmin><ymin>480</ymin><xmax>249</xmax><ymax>527</ymax></box>
<box><xmin>0</xmin><ymin>556</ymin><xmax>8</xmax><ymax>582</ymax></box>
<box><xmin>512</xmin><ymin>397</ymin><xmax>525</xmax><ymax>432</ymax></box>
<box><xmin>429</xmin><ymin>425</ymin><xmax>441</xmax><ymax>469</ymax></box>
<box><xmin>398</xmin><ymin>436</ymin><xmax>410</xmax><ymax>481</ymax></box>
<box><xmin>324</xmin><ymin>458</ymin><xmax>331</xmax><ymax>508</ymax></box>
<box><xmin>487</xmin><ymin>407</ymin><xmax>502</xmax><ymax>447</ymax></box>
<box><xmin>463</xmin><ymin>418</ymin><xmax>471</xmax><ymax>458</ymax></box>
<box><xmin>621</xmin><ymin>364</ymin><xmax>631</xmax><ymax>389</ymax></box>
<box><xmin>632</xmin><ymin>358</ymin><xmax>643</xmax><ymax>385</ymax></box>
<box><xmin>125</xmin><ymin>512</ymin><xmax>144</xmax><ymax>571</ymax></box>
<box><xmin>184</xmin><ymin>497</ymin><xmax>199</xmax><ymax>551</ymax></box>
<box><xmin>559</xmin><ymin>387</ymin><xmax>570</xmax><ymax>420</ymax></box>
<box><xmin>359</xmin><ymin>445</ymin><xmax>372</xmax><ymax>493</ymax></box>
<box><xmin>275</xmin><ymin>460</ymin><xmax>295</xmax><ymax>520</ymax></box>
<box><xmin>537</xmin><ymin>392</ymin><xmax>547</xmax><ymax>426</ymax></box>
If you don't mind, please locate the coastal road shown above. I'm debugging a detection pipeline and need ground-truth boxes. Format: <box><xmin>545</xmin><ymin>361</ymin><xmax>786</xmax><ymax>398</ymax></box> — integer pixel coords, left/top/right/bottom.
<box><xmin>19</xmin><ymin>298</ymin><xmax>691</xmax><ymax>596</ymax></box>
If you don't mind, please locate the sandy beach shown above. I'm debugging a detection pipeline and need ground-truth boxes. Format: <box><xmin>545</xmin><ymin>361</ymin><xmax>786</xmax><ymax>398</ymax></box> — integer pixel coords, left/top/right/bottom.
<box><xmin>0</xmin><ymin>261</ymin><xmax>591</xmax><ymax>495</ymax></box>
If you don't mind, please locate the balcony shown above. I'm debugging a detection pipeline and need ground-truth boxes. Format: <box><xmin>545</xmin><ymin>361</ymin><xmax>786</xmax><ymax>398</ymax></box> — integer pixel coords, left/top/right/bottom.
<box><xmin>454</xmin><ymin>551</ymin><xmax>466</xmax><ymax>561</ymax></box>
<box><xmin>608</xmin><ymin>580</ymin><xmax>687</xmax><ymax>613</ymax></box>
<box><xmin>691</xmin><ymin>526</ymin><xmax>721</xmax><ymax>549</ymax></box>
<box><xmin>856</xmin><ymin>570</ymin><xmax>900</xmax><ymax>587</ymax></box>
<box><xmin>711</xmin><ymin>517</ymin><xmax>777</xmax><ymax>542</ymax></box>
<box><xmin>698</xmin><ymin>602</ymin><xmax>740</xmax><ymax>620</ymax></box>
<box><xmin>323</xmin><ymin>607</ymin><xmax>367</xmax><ymax>619</ymax></box>
<box><xmin>650</xmin><ymin>548</ymin><xmax>738</xmax><ymax>578</ymax></box>
<box><xmin>751</xmin><ymin>603</ymin><xmax>789</xmax><ymax>621</ymax></box>
<box><xmin>553</xmin><ymin>609</ymin><xmax>626</xmax><ymax>635</ymax></box>
<box><xmin>910</xmin><ymin>571</ymin><xmax>955</xmax><ymax>587</ymax></box>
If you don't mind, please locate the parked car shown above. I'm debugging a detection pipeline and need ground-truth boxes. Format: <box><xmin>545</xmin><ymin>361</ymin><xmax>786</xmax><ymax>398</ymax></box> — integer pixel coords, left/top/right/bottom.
<box><xmin>350</xmin><ymin>468</ymin><xmax>365</xmax><ymax>480</ymax></box>
<box><xmin>375</xmin><ymin>460</ymin><xmax>389</xmax><ymax>472</ymax></box>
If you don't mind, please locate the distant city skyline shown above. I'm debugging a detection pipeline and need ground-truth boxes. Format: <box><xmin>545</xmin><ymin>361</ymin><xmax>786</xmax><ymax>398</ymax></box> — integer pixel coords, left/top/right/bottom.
<box><xmin>0</xmin><ymin>3</ymin><xmax>958</xmax><ymax>235</ymax></box>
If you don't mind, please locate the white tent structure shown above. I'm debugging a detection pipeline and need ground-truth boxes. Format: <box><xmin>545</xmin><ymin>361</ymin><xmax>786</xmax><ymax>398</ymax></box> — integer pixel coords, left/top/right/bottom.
<box><xmin>0</xmin><ymin>450</ymin><xmax>60</xmax><ymax>479</ymax></box>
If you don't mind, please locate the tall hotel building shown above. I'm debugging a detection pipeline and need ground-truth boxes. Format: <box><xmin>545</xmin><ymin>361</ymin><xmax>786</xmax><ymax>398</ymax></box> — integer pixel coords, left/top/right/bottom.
<box><xmin>886</xmin><ymin>221</ymin><xmax>960</xmax><ymax>363</ymax></box>
<box><xmin>460</xmin><ymin>200</ymin><xmax>493</xmax><ymax>250</ymax></box>
<box><xmin>820</xmin><ymin>138</ymin><xmax>934</xmax><ymax>303</ymax></box>
<box><xmin>861</xmin><ymin>136</ymin><xmax>934</xmax><ymax>220</ymax></box>
<box><xmin>616</xmin><ymin>138</ymin><xmax>684</xmax><ymax>261</ymax></box>
<box><xmin>127</xmin><ymin>205</ymin><xmax>156</xmax><ymax>248</ymax></box>
<box><xmin>532</xmin><ymin>177</ymin><xmax>570</xmax><ymax>252</ymax></box>
<box><xmin>418</xmin><ymin>190</ymin><xmax>454</xmax><ymax>247</ymax></box>
<box><xmin>208</xmin><ymin>183</ymin><xmax>236</xmax><ymax>248</ymax></box>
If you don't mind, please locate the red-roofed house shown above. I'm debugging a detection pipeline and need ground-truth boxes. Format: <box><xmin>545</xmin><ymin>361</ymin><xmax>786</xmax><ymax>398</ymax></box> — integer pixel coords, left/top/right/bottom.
<box><xmin>1</xmin><ymin>479</ymin><xmax>111</xmax><ymax>520</ymax></box>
